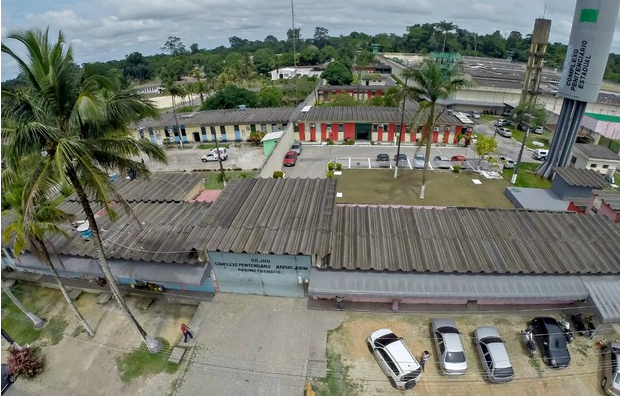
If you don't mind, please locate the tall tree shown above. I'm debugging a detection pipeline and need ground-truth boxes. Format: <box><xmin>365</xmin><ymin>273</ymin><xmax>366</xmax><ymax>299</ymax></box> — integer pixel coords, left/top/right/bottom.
<box><xmin>436</xmin><ymin>21</ymin><xmax>456</xmax><ymax>53</ymax></box>
<box><xmin>253</xmin><ymin>48</ymin><xmax>276</xmax><ymax>76</ymax></box>
<box><xmin>1</xmin><ymin>28</ymin><xmax>167</xmax><ymax>352</ymax></box>
<box><xmin>313</xmin><ymin>27</ymin><xmax>329</xmax><ymax>49</ymax></box>
<box><xmin>161</xmin><ymin>36</ymin><xmax>187</xmax><ymax>56</ymax></box>
<box><xmin>321</xmin><ymin>61</ymin><xmax>353</xmax><ymax>85</ymax></box>
<box><xmin>2</xmin><ymin>176</ymin><xmax>95</xmax><ymax>337</ymax></box>
<box><xmin>407</xmin><ymin>59</ymin><xmax>468</xmax><ymax>198</ymax></box>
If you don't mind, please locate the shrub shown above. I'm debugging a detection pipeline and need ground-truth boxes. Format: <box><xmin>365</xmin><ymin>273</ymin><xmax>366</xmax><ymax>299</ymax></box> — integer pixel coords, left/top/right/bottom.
<box><xmin>273</xmin><ymin>170</ymin><xmax>284</xmax><ymax>178</ymax></box>
<box><xmin>452</xmin><ymin>165</ymin><xmax>461</xmax><ymax>173</ymax></box>
<box><xmin>215</xmin><ymin>172</ymin><xmax>230</xmax><ymax>184</ymax></box>
<box><xmin>336</xmin><ymin>163</ymin><xmax>342</xmax><ymax>171</ymax></box>
<box><xmin>326</xmin><ymin>139</ymin><xmax>335</xmax><ymax>145</ymax></box>
<box><xmin>343</xmin><ymin>138</ymin><xmax>355</xmax><ymax>145</ymax></box>
<box><xmin>8</xmin><ymin>347</ymin><xmax>43</xmax><ymax>378</ymax></box>
<box><xmin>327</xmin><ymin>162</ymin><xmax>335</xmax><ymax>171</ymax></box>
<box><xmin>326</xmin><ymin>170</ymin><xmax>334</xmax><ymax>178</ymax></box>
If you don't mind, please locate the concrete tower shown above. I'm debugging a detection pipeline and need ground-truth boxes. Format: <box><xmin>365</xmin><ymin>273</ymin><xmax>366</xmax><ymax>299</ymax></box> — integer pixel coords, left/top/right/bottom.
<box><xmin>520</xmin><ymin>18</ymin><xmax>552</xmax><ymax>106</ymax></box>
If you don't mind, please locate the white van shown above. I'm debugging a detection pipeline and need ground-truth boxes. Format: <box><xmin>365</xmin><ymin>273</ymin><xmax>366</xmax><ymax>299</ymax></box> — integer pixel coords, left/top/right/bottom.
<box><xmin>532</xmin><ymin>149</ymin><xmax>548</xmax><ymax>161</ymax></box>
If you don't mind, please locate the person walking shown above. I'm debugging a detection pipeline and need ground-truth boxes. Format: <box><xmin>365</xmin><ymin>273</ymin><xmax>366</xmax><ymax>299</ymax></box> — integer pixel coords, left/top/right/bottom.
<box><xmin>181</xmin><ymin>323</ymin><xmax>193</xmax><ymax>343</ymax></box>
<box><xmin>420</xmin><ymin>350</ymin><xmax>431</xmax><ymax>371</ymax></box>
<box><xmin>335</xmin><ymin>296</ymin><xmax>344</xmax><ymax>310</ymax></box>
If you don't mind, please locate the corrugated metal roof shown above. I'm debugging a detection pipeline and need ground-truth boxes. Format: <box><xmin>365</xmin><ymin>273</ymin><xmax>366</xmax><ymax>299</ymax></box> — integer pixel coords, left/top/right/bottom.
<box><xmin>135</xmin><ymin>107</ymin><xmax>295</xmax><ymax>129</ymax></box>
<box><xmin>192</xmin><ymin>190</ymin><xmax>223</xmax><ymax>203</ymax></box>
<box><xmin>297</xmin><ymin>101</ymin><xmax>458</xmax><ymax>126</ymax></box>
<box><xmin>574</xmin><ymin>143</ymin><xmax>620</xmax><ymax>161</ymax></box>
<box><xmin>202</xmin><ymin>178</ymin><xmax>337</xmax><ymax>256</ymax></box>
<box><xmin>66</xmin><ymin>173</ymin><xmax>204</xmax><ymax>203</ymax></box>
<box><xmin>553</xmin><ymin>167</ymin><xmax>610</xmax><ymax>188</ymax></box>
<box><xmin>329</xmin><ymin>205</ymin><xmax>620</xmax><ymax>274</ymax></box>
<box><xmin>46</xmin><ymin>202</ymin><xmax>213</xmax><ymax>264</ymax></box>
<box><xmin>582</xmin><ymin>276</ymin><xmax>620</xmax><ymax>323</ymax></box>
<box><xmin>595</xmin><ymin>190</ymin><xmax>620</xmax><ymax>211</ymax></box>
<box><xmin>309</xmin><ymin>269</ymin><xmax>589</xmax><ymax>300</ymax></box>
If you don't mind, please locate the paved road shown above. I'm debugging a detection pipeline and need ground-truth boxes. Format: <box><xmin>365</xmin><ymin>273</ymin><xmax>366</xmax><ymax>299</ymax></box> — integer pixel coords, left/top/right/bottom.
<box><xmin>473</xmin><ymin>120</ymin><xmax>541</xmax><ymax>164</ymax></box>
<box><xmin>174</xmin><ymin>294</ymin><xmax>343</xmax><ymax>396</ymax></box>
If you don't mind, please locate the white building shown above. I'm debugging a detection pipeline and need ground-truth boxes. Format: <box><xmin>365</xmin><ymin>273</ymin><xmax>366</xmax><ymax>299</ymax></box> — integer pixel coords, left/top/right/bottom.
<box><xmin>270</xmin><ymin>66</ymin><xmax>323</xmax><ymax>80</ymax></box>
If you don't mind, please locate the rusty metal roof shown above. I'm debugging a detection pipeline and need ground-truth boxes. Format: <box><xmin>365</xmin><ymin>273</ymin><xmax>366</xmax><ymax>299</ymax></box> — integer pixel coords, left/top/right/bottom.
<box><xmin>202</xmin><ymin>178</ymin><xmax>337</xmax><ymax>256</ymax></box>
<box><xmin>595</xmin><ymin>190</ymin><xmax>620</xmax><ymax>211</ymax></box>
<box><xmin>329</xmin><ymin>205</ymin><xmax>620</xmax><ymax>274</ymax></box>
<box><xmin>135</xmin><ymin>107</ymin><xmax>295</xmax><ymax>129</ymax></box>
<box><xmin>46</xmin><ymin>201</ymin><xmax>212</xmax><ymax>264</ymax></box>
<box><xmin>553</xmin><ymin>167</ymin><xmax>610</xmax><ymax>189</ymax></box>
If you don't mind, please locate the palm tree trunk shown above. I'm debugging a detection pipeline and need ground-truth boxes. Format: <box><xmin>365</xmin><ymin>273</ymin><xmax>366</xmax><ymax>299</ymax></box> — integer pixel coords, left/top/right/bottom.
<box><xmin>1</xmin><ymin>281</ymin><xmax>45</xmax><ymax>329</ymax></box>
<box><xmin>32</xmin><ymin>238</ymin><xmax>95</xmax><ymax>337</ymax></box>
<box><xmin>67</xmin><ymin>168</ymin><xmax>162</xmax><ymax>353</ymax></box>
<box><xmin>420</xmin><ymin>106</ymin><xmax>436</xmax><ymax>199</ymax></box>
<box><xmin>171</xmin><ymin>95</ymin><xmax>183</xmax><ymax>148</ymax></box>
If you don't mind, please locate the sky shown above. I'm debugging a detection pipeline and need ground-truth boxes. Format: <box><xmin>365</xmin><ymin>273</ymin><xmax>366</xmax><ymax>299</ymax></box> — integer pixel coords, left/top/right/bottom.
<box><xmin>1</xmin><ymin>0</ymin><xmax>620</xmax><ymax>80</ymax></box>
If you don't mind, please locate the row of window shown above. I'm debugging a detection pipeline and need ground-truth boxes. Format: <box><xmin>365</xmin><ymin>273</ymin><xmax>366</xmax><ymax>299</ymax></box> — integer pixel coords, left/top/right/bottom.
<box><xmin>298</xmin><ymin>123</ymin><xmax>453</xmax><ymax>133</ymax></box>
<box><xmin>140</xmin><ymin>123</ymin><xmax>285</xmax><ymax>139</ymax></box>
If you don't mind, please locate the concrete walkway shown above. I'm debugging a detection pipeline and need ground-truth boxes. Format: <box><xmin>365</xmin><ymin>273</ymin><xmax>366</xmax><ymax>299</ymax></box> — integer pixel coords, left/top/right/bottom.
<box><xmin>173</xmin><ymin>294</ymin><xmax>344</xmax><ymax>396</ymax></box>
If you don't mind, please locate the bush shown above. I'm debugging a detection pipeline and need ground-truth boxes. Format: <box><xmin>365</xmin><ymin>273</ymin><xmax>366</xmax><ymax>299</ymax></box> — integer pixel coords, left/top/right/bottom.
<box><xmin>326</xmin><ymin>171</ymin><xmax>334</xmax><ymax>178</ymax></box>
<box><xmin>8</xmin><ymin>347</ymin><xmax>43</xmax><ymax>378</ymax></box>
<box><xmin>273</xmin><ymin>170</ymin><xmax>284</xmax><ymax>178</ymax></box>
<box><xmin>215</xmin><ymin>172</ymin><xmax>230</xmax><ymax>184</ymax></box>
<box><xmin>336</xmin><ymin>163</ymin><xmax>342</xmax><ymax>171</ymax></box>
<box><xmin>343</xmin><ymin>139</ymin><xmax>355</xmax><ymax>145</ymax></box>
<box><xmin>452</xmin><ymin>165</ymin><xmax>461</xmax><ymax>173</ymax></box>
<box><xmin>326</xmin><ymin>139</ymin><xmax>335</xmax><ymax>145</ymax></box>
<box><xmin>327</xmin><ymin>163</ymin><xmax>335</xmax><ymax>171</ymax></box>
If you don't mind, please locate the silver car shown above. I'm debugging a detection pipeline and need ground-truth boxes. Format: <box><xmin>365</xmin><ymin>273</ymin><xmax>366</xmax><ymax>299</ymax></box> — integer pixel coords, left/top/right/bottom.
<box><xmin>473</xmin><ymin>326</ymin><xmax>515</xmax><ymax>383</ymax></box>
<box><xmin>367</xmin><ymin>329</ymin><xmax>422</xmax><ymax>389</ymax></box>
<box><xmin>413</xmin><ymin>153</ymin><xmax>425</xmax><ymax>168</ymax></box>
<box><xmin>431</xmin><ymin>319</ymin><xmax>467</xmax><ymax>375</ymax></box>
<box><xmin>290</xmin><ymin>141</ymin><xmax>302</xmax><ymax>155</ymax></box>
<box><xmin>433</xmin><ymin>155</ymin><xmax>451</xmax><ymax>169</ymax></box>
<box><xmin>601</xmin><ymin>341</ymin><xmax>620</xmax><ymax>396</ymax></box>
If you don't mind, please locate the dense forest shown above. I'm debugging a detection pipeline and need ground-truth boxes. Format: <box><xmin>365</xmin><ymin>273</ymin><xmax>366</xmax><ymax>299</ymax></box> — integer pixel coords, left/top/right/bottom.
<box><xmin>3</xmin><ymin>21</ymin><xmax>620</xmax><ymax>92</ymax></box>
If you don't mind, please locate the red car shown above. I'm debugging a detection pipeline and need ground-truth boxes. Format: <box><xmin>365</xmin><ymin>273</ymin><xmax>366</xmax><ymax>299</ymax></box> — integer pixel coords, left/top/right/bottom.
<box><xmin>451</xmin><ymin>155</ymin><xmax>466</xmax><ymax>162</ymax></box>
<box><xmin>283</xmin><ymin>151</ymin><xmax>298</xmax><ymax>167</ymax></box>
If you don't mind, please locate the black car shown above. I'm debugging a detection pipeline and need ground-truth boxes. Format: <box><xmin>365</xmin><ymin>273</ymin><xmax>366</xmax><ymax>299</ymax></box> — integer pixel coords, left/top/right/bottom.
<box><xmin>530</xmin><ymin>317</ymin><xmax>571</xmax><ymax>369</ymax></box>
<box><xmin>376</xmin><ymin>153</ymin><xmax>390</xmax><ymax>167</ymax></box>
<box><xmin>1</xmin><ymin>364</ymin><xmax>16</xmax><ymax>393</ymax></box>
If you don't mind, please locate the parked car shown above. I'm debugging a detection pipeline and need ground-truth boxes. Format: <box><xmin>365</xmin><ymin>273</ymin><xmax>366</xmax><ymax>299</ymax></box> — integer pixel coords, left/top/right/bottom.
<box><xmin>413</xmin><ymin>153</ymin><xmax>425</xmax><ymax>168</ymax></box>
<box><xmin>601</xmin><ymin>341</ymin><xmax>620</xmax><ymax>396</ymax></box>
<box><xmin>530</xmin><ymin>317</ymin><xmax>571</xmax><ymax>369</ymax></box>
<box><xmin>431</xmin><ymin>319</ymin><xmax>468</xmax><ymax>375</ymax></box>
<box><xmin>290</xmin><ymin>141</ymin><xmax>303</xmax><ymax>155</ymax></box>
<box><xmin>283</xmin><ymin>151</ymin><xmax>298</xmax><ymax>167</ymax></box>
<box><xmin>433</xmin><ymin>155</ymin><xmax>451</xmax><ymax>169</ymax></box>
<box><xmin>1</xmin><ymin>364</ymin><xmax>16</xmax><ymax>394</ymax></box>
<box><xmin>202</xmin><ymin>148</ymin><xmax>228</xmax><ymax>162</ymax></box>
<box><xmin>451</xmin><ymin>155</ymin><xmax>466</xmax><ymax>162</ymax></box>
<box><xmin>376</xmin><ymin>153</ymin><xmax>391</xmax><ymax>168</ymax></box>
<box><xmin>533</xmin><ymin>126</ymin><xmax>545</xmax><ymax>134</ymax></box>
<box><xmin>394</xmin><ymin>153</ymin><xmax>408</xmax><ymax>167</ymax></box>
<box><xmin>495</xmin><ymin>119</ymin><xmax>509</xmax><ymax>127</ymax></box>
<box><xmin>367</xmin><ymin>329</ymin><xmax>422</xmax><ymax>389</ymax></box>
<box><xmin>532</xmin><ymin>149</ymin><xmax>548</xmax><ymax>161</ymax></box>
<box><xmin>473</xmin><ymin>326</ymin><xmax>515</xmax><ymax>383</ymax></box>
<box><xmin>499</xmin><ymin>156</ymin><xmax>515</xmax><ymax>169</ymax></box>
<box><xmin>470</xmin><ymin>111</ymin><xmax>481</xmax><ymax>119</ymax></box>
<box><xmin>497</xmin><ymin>127</ymin><xmax>512</xmax><ymax>138</ymax></box>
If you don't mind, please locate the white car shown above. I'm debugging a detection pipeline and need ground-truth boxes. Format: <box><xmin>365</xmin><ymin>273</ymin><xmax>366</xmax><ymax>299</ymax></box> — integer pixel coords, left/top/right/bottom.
<box><xmin>499</xmin><ymin>156</ymin><xmax>515</xmax><ymax>169</ymax></box>
<box><xmin>497</xmin><ymin>128</ymin><xmax>512</xmax><ymax>138</ymax></box>
<box><xmin>367</xmin><ymin>328</ymin><xmax>422</xmax><ymax>389</ymax></box>
<box><xmin>431</xmin><ymin>319</ymin><xmax>468</xmax><ymax>375</ymax></box>
<box><xmin>202</xmin><ymin>148</ymin><xmax>228</xmax><ymax>162</ymax></box>
<box><xmin>601</xmin><ymin>341</ymin><xmax>620</xmax><ymax>396</ymax></box>
<box><xmin>532</xmin><ymin>126</ymin><xmax>544</xmax><ymax>134</ymax></box>
<box><xmin>413</xmin><ymin>153</ymin><xmax>425</xmax><ymax>168</ymax></box>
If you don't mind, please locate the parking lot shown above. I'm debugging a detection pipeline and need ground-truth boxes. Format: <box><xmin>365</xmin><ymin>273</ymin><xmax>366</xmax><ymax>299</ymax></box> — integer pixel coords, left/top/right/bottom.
<box><xmin>326</xmin><ymin>310</ymin><xmax>619</xmax><ymax>396</ymax></box>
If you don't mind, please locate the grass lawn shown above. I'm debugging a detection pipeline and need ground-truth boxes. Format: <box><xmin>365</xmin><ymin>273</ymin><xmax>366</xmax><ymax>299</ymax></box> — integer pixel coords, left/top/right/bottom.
<box><xmin>203</xmin><ymin>170</ymin><xmax>256</xmax><ymax>189</ymax></box>
<box><xmin>116</xmin><ymin>338</ymin><xmax>179</xmax><ymax>383</ymax></box>
<box><xmin>1</xmin><ymin>285</ymin><xmax>69</xmax><ymax>346</ymax></box>
<box><xmin>509</xmin><ymin>128</ymin><xmax>552</xmax><ymax>150</ymax></box>
<box><xmin>335</xmin><ymin>169</ymin><xmax>515</xmax><ymax>208</ymax></box>
<box><xmin>501</xmin><ymin>162</ymin><xmax>552</xmax><ymax>189</ymax></box>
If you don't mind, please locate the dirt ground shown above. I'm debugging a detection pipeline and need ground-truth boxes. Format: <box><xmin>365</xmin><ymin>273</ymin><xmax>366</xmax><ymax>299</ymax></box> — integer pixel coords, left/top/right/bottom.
<box><xmin>326</xmin><ymin>310</ymin><xmax>620</xmax><ymax>396</ymax></box>
<box><xmin>1</xmin><ymin>285</ymin><xmax>197</xmax><ymax>396</ymax></box>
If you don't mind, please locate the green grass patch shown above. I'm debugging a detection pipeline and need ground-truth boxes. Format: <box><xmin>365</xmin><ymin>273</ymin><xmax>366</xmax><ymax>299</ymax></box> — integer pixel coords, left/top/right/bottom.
<box><xmin>1</xmin><ymin>287</ymin><xmax>69</xmax><ymax>346</ymax></box>
<box><xmin>116</xmin><ymin>339</ymin><xmax>179</xmax><ymax>383</ymax></box>
<box><xmin>203</xmin><ymin>170</ymin><xmax>256</xmax><ymax>189</ymax></box>
<box><xmin>336</xmin><ymin>169</ymin><xmax>514</xmax><ymax>208</ymax></box>
<box><xmin>529</xmin><ymin>355</ymin><xmax>544</xmax><ymax>378</ymax></box>
<box><xmin>319</xmin><ymin>327</ymin><xmax>361</xmax><ymax>396</ymax></box>
<box><xmin>501</xmin><ymin>163</ymin><xmax>551</xmax><ymax>189</ymax></box>
<box><xmin>196</xmin><ymin>143</ymin><xmax>230</xmax><ymax>150</ymax></box>
<box><xmin>480</xmin><ymin>114</ymin><xmax>496</xmax><ymax>122</ymax></box>
<box><xmin>510</xmin><ymin>128</ymin><xmax>551</xmax><ymax>150</ymax></box>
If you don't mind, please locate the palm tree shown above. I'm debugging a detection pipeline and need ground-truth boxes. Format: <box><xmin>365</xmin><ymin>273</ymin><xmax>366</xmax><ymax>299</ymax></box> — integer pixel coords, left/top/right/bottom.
<box><xmin>2</xmin><ymin>175</ymin><xmax>95</xmax><ymax>337</ymax></box>
<box><xmin>407</xmin><ymin>59</ymin><xmax>468</xmax><ymax>199</ymax></box>
<box><xmin>2</xmin><ymin>28</ymin><xmax>167</xmax><ymax>352</ymax></box>
<box><xmin>1</xmin><ymin>281</ymin><xmax>45</xmax><ymax>329</ymax></box>
<box><xmin>162</xmin><ymin>78</ymin><xmax>184</xmax><ymax>148</ymax></box>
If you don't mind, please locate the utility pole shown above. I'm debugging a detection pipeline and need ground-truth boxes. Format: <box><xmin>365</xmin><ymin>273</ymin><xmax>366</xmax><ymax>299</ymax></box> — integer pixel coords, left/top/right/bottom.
<box><xmin>214</xmin><ymin>138</ymin><xmax>227</xmax><ymax>187</ymax></box>
<box><xmin>511</xmin><ymin>127</ymin><xmax>530</xmax><ymax>185</ymax></box>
